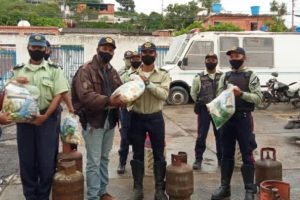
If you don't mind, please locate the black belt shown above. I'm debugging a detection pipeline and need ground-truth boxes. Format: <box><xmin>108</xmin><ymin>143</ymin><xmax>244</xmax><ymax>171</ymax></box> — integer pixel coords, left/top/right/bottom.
<box><xmin>132</xmin><ymin>111</ymin><xmax>162</xmax><ymax>119</ymax></box>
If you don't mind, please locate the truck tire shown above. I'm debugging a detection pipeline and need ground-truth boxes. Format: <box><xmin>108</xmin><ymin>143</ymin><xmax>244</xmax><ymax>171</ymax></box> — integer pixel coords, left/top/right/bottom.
<box><xmin>167</xmin><ymin>86</ymin><xmax>189</xmax><ymax>105</ymax></box>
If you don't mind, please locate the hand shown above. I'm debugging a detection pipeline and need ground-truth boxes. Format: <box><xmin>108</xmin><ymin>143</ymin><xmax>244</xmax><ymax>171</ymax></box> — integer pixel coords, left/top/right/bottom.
<box><xmin>233</xmin><ymin>86</ymin><xmax>242</xmax><ymax>97</ymax></box>
<box><xmin>0</xmin><ymin>112</ymin><xmax>12</xmax><ymax>125</ymax></box>
<box><xmin>68</xmin><ymin>108</ymin><xmax>75</xmax><ymax>114</ymax></box>
<box><xmin>31</xmin><ymin>114</ymin><xmax>48</xmax><ymax>126</ymax></box>
<box><xmin>109</xmin><ymin>94</ymin><xmax>126</xmax><ymax>108</ymax></box>
<box><xmin>15</xmin><ymin>76</ymin><xmax>29</xmax><ymax>84</ymax></box>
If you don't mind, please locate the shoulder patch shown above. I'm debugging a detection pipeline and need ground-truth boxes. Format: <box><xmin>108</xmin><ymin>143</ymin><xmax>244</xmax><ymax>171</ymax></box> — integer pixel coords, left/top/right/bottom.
<box><xmin>250</xmin><ymin>76</ymin><xmax>260</xmax><ymax>87</ymax></box>
<box><xmin>13</xmin><ymin>63</ymin><xmax>25</xmax><ymax>70</ymax></box>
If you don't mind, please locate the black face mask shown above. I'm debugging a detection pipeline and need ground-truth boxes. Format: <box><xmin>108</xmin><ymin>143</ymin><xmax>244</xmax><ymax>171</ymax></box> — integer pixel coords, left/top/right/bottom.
<box><xmin>29</xmin><ymin>50</ymin><xmax>46</xmax><ymax>62</ymax></box>
<box><xmin>131</xmin><ymin>61</ymin><xmax>141</xmax><ymax>69</ymax></box>
<box><xmin>142</xmin><ymin>55</ymin><xmax>155</xmax><ymax>65</ymax></box>
<box><xmin>230</xmin><ymin>59</ymin><xmax>244</xmax><ymax>70</ymax></box>
<box><xmin>205</xmin><ymin>62</ymin><xmax>217</xmax><ymax>70</ymax></box>
<box><xmin>44</xmin><ymin>54</ymin><xmax>50</xmax><ymax>61</ymax></box>
<box><xmin>98</xmin><ymin>51</ymin><xmax>113</xmax><ymax>64</ymax></box>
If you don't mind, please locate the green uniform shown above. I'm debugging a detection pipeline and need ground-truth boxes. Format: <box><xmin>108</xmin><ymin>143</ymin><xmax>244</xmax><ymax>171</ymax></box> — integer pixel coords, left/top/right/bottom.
<box><xmin>217</xmin><ymin>67</ymin><xmax>262</xmax><ymax>106</ymax></box>
<box><xmin>12</xmin><ymin>60</ymin><xmax>69</xmax><ymax>110</ymax></box>
<box><xmin>120</xmin><ymin>68</ymin><xmax>138</xmax><ymax>84</ymax></box>
<box><xmin>130</xmin><ymin>67</ymin><xmax>171</xmax><ymax>114</ymax></box>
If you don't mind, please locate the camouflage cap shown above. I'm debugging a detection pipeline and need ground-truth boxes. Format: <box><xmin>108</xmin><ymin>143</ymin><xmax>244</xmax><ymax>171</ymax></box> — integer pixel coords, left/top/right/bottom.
<box><xmin>98</xmin><ymin>37</ymin><xmax>116</xmax><ymax>49</ymax></box>
<box><xmin>28</xmin><ymin>33</ymin><xmax>47</xmax><ymax>47</ymax></box>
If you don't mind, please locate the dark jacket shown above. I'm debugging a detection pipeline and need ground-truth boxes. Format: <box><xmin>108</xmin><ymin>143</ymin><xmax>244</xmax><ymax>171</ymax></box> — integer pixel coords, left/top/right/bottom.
<box><xmin>71</xmin><ymin>55</ymin><xmax>122</xmax><ymax>129</ymax></box>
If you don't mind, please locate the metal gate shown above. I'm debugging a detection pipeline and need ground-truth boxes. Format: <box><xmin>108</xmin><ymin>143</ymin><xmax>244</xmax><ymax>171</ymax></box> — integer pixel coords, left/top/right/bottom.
<box><xmin>138</xmin><ymin>45</ymin><xmax>169</xmax><ymax>67</ymax></box>
<box><xmin>0</xmin><ymin>49</ymin><xmax>16</xmax><ymax>89</ymax></box>
<box><xmin>51</xmin><ymin>45</ymin><xmax>84</xmax><ymax>82</ymax></box>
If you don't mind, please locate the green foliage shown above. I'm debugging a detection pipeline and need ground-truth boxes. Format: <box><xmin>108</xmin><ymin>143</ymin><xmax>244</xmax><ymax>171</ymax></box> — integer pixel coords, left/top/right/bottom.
<box><xmin>116</xmin><ymin>0</ymin><xmax>135</xmax><ymax>12</ymax></box>
<box><xmin>198</xmin><ymin>0</ymin><xmax>220</xmax><ymax>14</ymax></box>
<box><xmin>174</xmin><ymin>21</ymin><xmax>204</xmax><ymax>36</ymax></box>
<box><xmin>264</xmin><ymin>17</ymin><xmax>287</xmax><ymax>32</ymax></box>
<box><xmin>207</xmin><ymin>23</ymin><xmax>243</xmax><ymax>31</ymax></box>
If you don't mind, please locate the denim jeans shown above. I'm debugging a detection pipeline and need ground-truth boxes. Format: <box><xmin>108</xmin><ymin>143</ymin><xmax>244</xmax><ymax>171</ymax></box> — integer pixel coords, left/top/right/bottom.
<box><xmin>83</xmin><ymin>122</ymin><xmax>115</xmax><ymax>200</ymax></box>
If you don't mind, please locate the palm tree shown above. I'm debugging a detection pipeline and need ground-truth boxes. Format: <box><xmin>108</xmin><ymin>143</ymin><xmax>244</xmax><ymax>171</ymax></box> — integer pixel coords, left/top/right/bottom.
<box><xmin>278</xmin><ymin>3</ymin><xmax>287</xmax><ymax>16</ymax></box>
<box><xmin>198</xmin><ymin>0</ymin><xmax>220</xmax><ymax>15</ymax></box>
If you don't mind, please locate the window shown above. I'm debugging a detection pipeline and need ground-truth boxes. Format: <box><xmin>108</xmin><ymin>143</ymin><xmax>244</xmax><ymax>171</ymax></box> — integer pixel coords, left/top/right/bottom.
<box><xmin>181</xmin><ymin>41</ymin><xmax>214</xmax><ymax>70</ymax></box>
<box><xmin>219</xmin><ymin>37</ymin><xmax>239</xmax><ymax>68</ymax></box>
<box><xmin>250</xmin><ymin>22</ymin><xmax>258</xmax><ymax>31</ymax></box>
<box><xmin>243</xmin><ymin>37</ymin><xmax>274</xmax><ymax>68</ymax></box>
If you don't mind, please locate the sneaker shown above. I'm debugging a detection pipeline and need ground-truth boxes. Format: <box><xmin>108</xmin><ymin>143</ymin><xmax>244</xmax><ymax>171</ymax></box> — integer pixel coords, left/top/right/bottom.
<box><xmin>193</xmin><ymin>160</ymin><xmax>202</xmax><ymax>170</ymax></box>
<box><xmin>117</xmin><ymin>164</ymin><xmax>125</xmax><ymax>174</ymax></box>
<box><xmin>100</xmin><ymin>193</ymin><xmax>116</xmax><ymax>200</ymax></box>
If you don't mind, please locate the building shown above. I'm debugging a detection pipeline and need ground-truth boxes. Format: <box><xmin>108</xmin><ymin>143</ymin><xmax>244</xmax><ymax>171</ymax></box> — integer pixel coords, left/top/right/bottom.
<box><xmin>0</xmin><ymin>26</ymin><xmax>60</xmax><ymax>35</ymax></box>
<box><xmin>76</xmin><ymin>3</ymin><xmax>115</xmax><ymax>23</ymax></box>
<box><xmin>202</xmin><ymin>14</ymin><xmax>274</xmax><ymax>31</ymax></box>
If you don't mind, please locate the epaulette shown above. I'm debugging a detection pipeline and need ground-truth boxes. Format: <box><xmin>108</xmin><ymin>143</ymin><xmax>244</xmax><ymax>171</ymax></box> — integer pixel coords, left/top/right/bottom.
<box><xmin>159</xmin><ymin>68</ymin><xmax>168</xmax><ymax>73</ymax></box>
<box><xmin>13</xmin><ymin>63</ymin><xmax>25</xmax><ymax>70</ymax></box>
<box><xmin>48</xmin><ymin>61</ymin><xmax>61</xmax><ymax>69</ymax></box>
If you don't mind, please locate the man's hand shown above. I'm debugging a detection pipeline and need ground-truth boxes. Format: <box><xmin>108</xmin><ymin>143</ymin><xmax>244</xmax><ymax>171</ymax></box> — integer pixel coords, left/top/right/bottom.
<box><xmin>15</xmin><ymin>76</ymin><xmax>29</xmax><ymax>84</ymax></box>
<box><xmin>31</xmin><ymin>114</ymin><xmax>48</xmax><ymax>126</ymax></box>
<box><xmin>233</xmin><ymin>86</ymin><xmax>242</xmax><ymax>97</ymax></box>
<box><xmin>0</xmin><ymin>112</ymin><xmax>12</xmax><ymax>125</ymax></box>
<box><xmin>109</xmin><ymin>94</ymin><xmax>126</xmax><ymax>108</ymax></box>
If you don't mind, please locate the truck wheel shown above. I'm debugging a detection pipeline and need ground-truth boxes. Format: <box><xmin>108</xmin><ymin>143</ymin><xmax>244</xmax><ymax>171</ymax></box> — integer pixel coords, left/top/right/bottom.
<box><xmin>167</xmin><ymin>86</ymin><xmax>189</xmax><ymax>105</ymax></box>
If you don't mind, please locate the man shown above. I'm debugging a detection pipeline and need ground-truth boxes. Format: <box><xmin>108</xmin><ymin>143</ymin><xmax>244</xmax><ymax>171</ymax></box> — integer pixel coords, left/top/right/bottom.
<box><xmin>44</xmin><ymin>40</ymin><xmax>51</xmax><ymax>61</ymax></box>
<box><xmin>118</xmin><ymin>50</ymin><xmax>133</xmax><ymax>75</ymax></box>
<box><xmin>190</xmin><ymin>53</ymin><xmax>223</xmax><ymax>170</ymax></box>
<box><xmin>128</xmin><ymin>42</ymin><xmax>170</xmax><ymax>200</ymax></box>
<box><xmin>211</xmin><ymin>47</ymin><xmax>262</xmax><ymax>200</ymax></box>
<box><xmin>12</xmin><ymin>33</ymin><xmax>69</xmax><ymax>200</ymax></box>
<box><xmin>71</xmin><ymin>36</ymin><xmax>125</xmax><ymax>200</ymax></box>
<box><xmin>117</xmin><ymin>51</ymin><xmax>142</xmax><ymax>174</ymax></box>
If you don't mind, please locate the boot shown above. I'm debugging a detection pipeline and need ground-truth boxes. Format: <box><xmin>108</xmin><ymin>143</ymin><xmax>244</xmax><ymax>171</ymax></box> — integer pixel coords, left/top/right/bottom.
<box><xmin>211</xmin><ymin>160</ymin><xmax>234</xmax><ymax>200</ymax></box>
<box><xmin>129</xmin><ymin>160</ymin><xmax>144</xmax><ymax>200</ymax></box>
<box><xmin>241</xmin><ymin>165</ymin><xmax>257</xmax><ymax>200</ymax></box>
<box><xmin>154</xmin><ymin>161</ymin><xmax>168</xmax><ymax>200</ymax></box>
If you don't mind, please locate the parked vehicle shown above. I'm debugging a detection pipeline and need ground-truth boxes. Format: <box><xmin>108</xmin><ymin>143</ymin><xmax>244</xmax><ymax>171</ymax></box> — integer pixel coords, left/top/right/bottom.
<box><xmin>163</xmin><ymin>31</ymin><xmax>300</xmax><ymax>105</ymax></box>
<box><xmin>256</xmin><ymin>72</ymin><xmax>300</xmax><ymax>109</ymax></box>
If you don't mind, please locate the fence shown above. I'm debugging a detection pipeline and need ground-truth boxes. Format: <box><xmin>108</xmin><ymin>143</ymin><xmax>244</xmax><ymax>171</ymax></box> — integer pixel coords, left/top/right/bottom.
<box><xmin>0</xmin><ymin>49</ymin><xmax>16</xmax><ymax>89</ymax></box>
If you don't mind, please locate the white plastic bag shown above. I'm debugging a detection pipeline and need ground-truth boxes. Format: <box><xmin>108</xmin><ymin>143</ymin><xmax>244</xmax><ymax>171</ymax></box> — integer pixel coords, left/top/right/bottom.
<box><xmin>2</xmin><ymin>81</ymin><xmax>40</xmax><ymax>122</ymax></box>
<box><xmin>206</xmin><ymin>84</ymin><xmax>235</xmax><ymax>129</ymax></box>
<box><xmin>112</xmin><ymin>74</ymin><xmax>145</xmax><ymax>103</ymax></box>
<box><xmin>60</xmin><ymin>114</ymin><xmax>82</xmax><ymax>144</ymax></box>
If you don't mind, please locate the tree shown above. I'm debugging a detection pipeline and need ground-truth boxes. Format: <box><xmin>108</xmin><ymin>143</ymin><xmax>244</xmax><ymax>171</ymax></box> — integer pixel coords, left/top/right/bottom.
<box><xmin>270</xmin><ymin>0</ymin><xmax>279</xmax><ymax>13</ymax></box>
<box><xmin>198</xmin><ymin>0</ymin><xmax>220</xmax><ymax>15</ymax></box>
<box><xmin>266</xmin><ymin>0</ymin><xmax>287</xmax><ymax>32</ymax></box>
<box><xmin>116</xmin><ymin>0</ymin><xmax>135</xmax><ymax>12</ymax></box>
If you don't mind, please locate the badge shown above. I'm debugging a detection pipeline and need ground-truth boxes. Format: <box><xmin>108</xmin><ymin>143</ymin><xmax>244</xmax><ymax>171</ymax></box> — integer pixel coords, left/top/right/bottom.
<box><xmin>106</xmin><ymin>37</ymin><xmax>113</xmax><ymax>43</ymax></box>
<box><xmin>35</xmin><ymin>35</ymin><xmax>42</xmax><ymax>40</ymax></box>
<box><xmin>144</xmin><ymin>42</ymin><xmax>152</xmax><ymax>48</ymax></box>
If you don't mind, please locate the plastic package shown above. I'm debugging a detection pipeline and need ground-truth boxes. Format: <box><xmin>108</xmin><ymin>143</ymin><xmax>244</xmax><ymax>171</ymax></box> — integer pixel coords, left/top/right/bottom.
<box><xmin>60</xmin><ymin>114</ymin><xmax>82</xmax><ymax>144</ymax></box>
<box><xmin>206</xmin><ymin>84</ymin><xmax>235</xmax><ymax>129</ymax></box>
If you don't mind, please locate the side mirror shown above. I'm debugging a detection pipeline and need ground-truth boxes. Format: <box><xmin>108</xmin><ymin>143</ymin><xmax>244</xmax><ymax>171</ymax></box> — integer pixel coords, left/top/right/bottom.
<box><xmin>182</xmin><ymin>57</ymin><xmax>188</xmax><ymax>66</ymax></box>
<box><xmin>271</xmin><ymin>72</ymin><xmax>278</xmax><ymax>77</ymax></box>
<box><xmin>177</xmin><ymin>60</ymin><xmax>182</xmax><ymax>67</ymax></box>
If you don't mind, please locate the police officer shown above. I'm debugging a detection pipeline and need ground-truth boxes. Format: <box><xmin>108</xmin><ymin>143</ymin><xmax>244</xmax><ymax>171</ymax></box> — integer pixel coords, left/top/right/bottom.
<box><xmin>128</xmin><ymin>42</ymin><xmax>171</xmax><ymax>200</ymax></box>
<box><xmin>191</xmin><ymin>53</ymin><xmax>223</xmax><ymax>170</ymax></box>
<box><xmin>117</xmin><ymin>51</ymin><xmax>142</xmax><ymax>174</ymax></box>
<box><xmin>211</xmin><ymin>47</ymin><xmax>262</xmax><ymax>200</ymax></box>
<box><xmin>12</xmin><ymin>33</ymin><xmax>69</xmax><ymax>200</ymax></box>
<box><xmin>118</xmin><ymin>50</ymin><xmax>133</xmax><ymax>75</ymax></box>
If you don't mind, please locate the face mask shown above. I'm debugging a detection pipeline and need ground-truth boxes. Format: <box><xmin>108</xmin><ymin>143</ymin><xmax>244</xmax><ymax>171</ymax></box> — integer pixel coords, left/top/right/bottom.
<box><xmin>142</xmin><ymin>55</ymin><xmax>155</xmax><ymax>65</ymax></box>
<box><xmin>131</xmin><ymin>61</ymin><xmax>141</xmax><ymax>69</ymax></box>
<box><xmin>99</xmin><ymin>51</ymin><xmax>113</xmax><ymax>64</ymax></box>
<box><xmin>205</xmin><ymin>62</ymin><xmax>217</xmax><ymax>70</ymax></box>
<box><xmin>230</xmin><ymin>59</ymin><xmax>244</xmax><ymax>70</ymax></box>
<box><xmin>44</xmin><ymin>54</ymin><xmax>50</xmax><ymax>61</ymax></box>
<box><xmin>29</xmin><ymin>50</ymin><xmax>46</xmax><ymax>61</ymax></box>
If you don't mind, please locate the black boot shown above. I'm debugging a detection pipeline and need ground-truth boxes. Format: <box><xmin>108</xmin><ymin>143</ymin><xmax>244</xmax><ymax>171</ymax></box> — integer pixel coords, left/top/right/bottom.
<box><xmin>241</xmin><ymin>165</ymin><xmax>257</xmax><ymax>200</ymax></box>
<box><xmin>154</xmin><ymin>161</ymin><xmax>168</xmax><ymax>200</ymax></box>
<box><xmin>211</xmin><ymin>160</ymin><xmax>234</xmax><ymax>200</ymax></box>
<box><xmin>129</xmin><ymin>160</ymin><xmax>144</xmax><ymax>200</ymax></box>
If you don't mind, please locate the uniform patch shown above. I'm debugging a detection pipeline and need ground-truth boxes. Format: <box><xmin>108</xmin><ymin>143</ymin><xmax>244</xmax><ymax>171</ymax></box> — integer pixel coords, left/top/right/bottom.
<box><xmin>250</xmin><ymin>76</ymin><xmax>259</xmax><ymax>87</ymax></box>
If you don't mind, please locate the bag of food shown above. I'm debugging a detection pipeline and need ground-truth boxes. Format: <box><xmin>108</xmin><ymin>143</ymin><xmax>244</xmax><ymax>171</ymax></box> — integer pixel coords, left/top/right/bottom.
<box><xmin>2</xmin><ymin>81</ymin><xmax>40</xmax><ymax>122</ymax></box>
<box><xmin>206</xmin><ymin>84</ymin><xmax>235</xmax><ymax>129</ymax></box>
<box><xmin>112</xmin><ymin>74</ymin><xmax>145</xmax><ymax>103</ymax></box>
<box><xmin>60</xmin><ymin>114</ymin><xmax>82</xmax><ymax>144</ymax></box>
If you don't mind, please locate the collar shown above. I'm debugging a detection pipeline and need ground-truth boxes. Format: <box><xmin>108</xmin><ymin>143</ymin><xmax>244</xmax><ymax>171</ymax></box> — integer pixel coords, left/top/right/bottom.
<box><xmin>138</xmin><ymin>64</ymin><xmax>158</xmax><ymax>74</ymax></box>
<box><xmin>204</xmin><ymin>69</ymin><xmax>221</xmax><ymax>75</ymax></box>
<box><xmin>91</xmin><ymin>54</ymin><xmax>112</xmax><ymax>71</ymax></box>
<box><xmin>233</xmin><ymin>66</ymin><xmax>247</xmax><ymax>72</ymax></box>
<box><xmin>25</xmin><ymin>60</ymin><xmax>47</xmax><ymax>71</ymax></box>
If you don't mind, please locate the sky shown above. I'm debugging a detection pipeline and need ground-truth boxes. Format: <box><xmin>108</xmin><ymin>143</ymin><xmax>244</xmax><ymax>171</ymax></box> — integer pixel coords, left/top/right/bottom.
<box><xmin>104</xmin><ymin>0</ymin><xmax>300</xmax><ymax>27</ymax></box>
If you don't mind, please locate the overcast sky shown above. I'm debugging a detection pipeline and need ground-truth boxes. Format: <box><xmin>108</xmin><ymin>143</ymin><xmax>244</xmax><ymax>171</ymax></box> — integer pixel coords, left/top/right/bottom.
<box><xmin>104</xmin><ymin>0</ymin><xmax>300</xmax><ymax>27</ymax></box>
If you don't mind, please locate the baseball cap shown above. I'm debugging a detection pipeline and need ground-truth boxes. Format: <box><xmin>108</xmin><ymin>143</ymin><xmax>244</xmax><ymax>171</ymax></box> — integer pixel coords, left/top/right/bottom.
<box><xmin>124</xmin><ymin>50</ymin><xmax>133</xmax><ymax>59</ymax></box>
<box><xmin>28</xmin><ymin>33</ymin><xmax>47</xmax><ymax>47</ymax></box>
<box><xmin>226</xmin><ymin>47</ymin><xmax>246</xmax><ymax>56</ymax></box>
<box><xmin>131</xmin><ymin>51</ymin><xmax>141</xmax><ymax>58</ymax></box>
<box><xmin>98</xmin><ymin>37</ymin><xmax>116</xmax><ymax>49</ymax></box>
<box><xmin>205</xmin><ymin>52</ymin><xmax>218</xmax><ymax>59</ymax></box>
<box><xmin>141</xmin><ymin>42</ymin><xmax>156</xmax><ymax>51</ymax></box>
<box><xmin>46</xmin><ymin>40</ymin><xmax>51</xmax><ymax>47</ymax></box>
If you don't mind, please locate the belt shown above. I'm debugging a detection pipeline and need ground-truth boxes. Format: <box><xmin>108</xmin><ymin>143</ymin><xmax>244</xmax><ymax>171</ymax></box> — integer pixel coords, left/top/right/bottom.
<box><xmin>132</xmin><ymin>111</ymin><xmax>162</xmax><ymax>119</ymax></box>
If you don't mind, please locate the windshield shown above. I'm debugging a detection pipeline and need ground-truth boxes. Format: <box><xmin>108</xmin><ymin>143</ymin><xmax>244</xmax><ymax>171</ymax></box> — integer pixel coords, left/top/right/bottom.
<box><xmin>164</xmin><ymin>34</ymin><xmax>189</xmax><ymax>64</ymax></box>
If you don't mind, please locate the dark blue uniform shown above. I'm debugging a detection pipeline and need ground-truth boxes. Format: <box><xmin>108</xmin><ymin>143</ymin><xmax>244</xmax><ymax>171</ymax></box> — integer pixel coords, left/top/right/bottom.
<box><xmin>118</xmin><ymin>108</ymin><xmax>131</xmax><ymax>166</ymax></box>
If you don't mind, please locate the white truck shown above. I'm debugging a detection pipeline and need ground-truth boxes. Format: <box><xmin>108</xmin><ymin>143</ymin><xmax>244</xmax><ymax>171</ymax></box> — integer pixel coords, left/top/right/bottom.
<box><xmin>163</xmin><ymin>31</ymin><xmax>300</xmax><ymax>105</ymax></box>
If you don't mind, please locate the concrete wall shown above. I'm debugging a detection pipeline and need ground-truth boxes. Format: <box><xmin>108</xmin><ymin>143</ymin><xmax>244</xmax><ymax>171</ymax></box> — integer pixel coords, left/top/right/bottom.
<box><xmin>0</xmin><ymin>34</ymin><xmax>173</xmax><ymax>70</ymax></box>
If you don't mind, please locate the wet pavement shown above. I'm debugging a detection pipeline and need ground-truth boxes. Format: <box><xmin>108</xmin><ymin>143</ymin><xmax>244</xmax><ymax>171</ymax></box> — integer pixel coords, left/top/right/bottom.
<box><xmin>0</xmin><ymin>104</ymin><xmax>299</xmax><ymax>200</ymax></box>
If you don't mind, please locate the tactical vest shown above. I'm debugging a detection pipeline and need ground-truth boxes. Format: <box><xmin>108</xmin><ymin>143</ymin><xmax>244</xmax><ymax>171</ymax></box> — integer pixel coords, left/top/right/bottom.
<box><xmin>197</xmin><ymin>72</ymin><xmax>223</xmax><ymax>105</ymax></box>
<box><xmin>224</xmin><ymin>71</ymin><xmax>255</xmax><ymax>112</ymax></box>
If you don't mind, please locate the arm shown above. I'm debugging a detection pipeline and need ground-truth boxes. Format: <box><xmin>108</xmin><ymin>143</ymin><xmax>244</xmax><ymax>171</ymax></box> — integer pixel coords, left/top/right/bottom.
<box><xmin>190</xmin><ymin>76</ymin><xmax>200</xmax><ymax>102</ymax></box>
<box><xmin>241</xmin><ymin>72</ymin><xmax>262</xmax><ymax>105</ymax></box>
<box><xmin>62</xmin><ymin>92</ymin><xmax>75</xmax><ymax>113</ymax></box>
<box><xmin>147</xmin><ymin>72</ymin><xmax>171</xmax><ymax>101</ymax></box>
<box><xmin>216</xmin><ymin>74</ymin><xmax>226</xmax><ymax>96</ymax></box>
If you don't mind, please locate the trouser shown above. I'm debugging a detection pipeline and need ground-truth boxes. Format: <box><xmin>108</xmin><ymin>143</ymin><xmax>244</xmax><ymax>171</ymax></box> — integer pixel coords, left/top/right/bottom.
<box><xmin>16</xmin><ymin>109</ymin><xmax>60</xmax><ymax>200</ymax></box>
<box><xmin>129</xmin><ymin>111</ymin><xmax>165</xmax><ymax>162</ymax></box>
<box><xmin>118</xmin><ymin>108</ymin><xmax>131</xmax><ymax>166</ymax></box>
<box><xmin>195</xmin><ymin>106</ymin><xmax>222</xmax><ymax>161</ymax></box>
<box><xmin>221</xmin><ymin>111</ymin><xmax>257</xmax><ymax>165</ymax></box>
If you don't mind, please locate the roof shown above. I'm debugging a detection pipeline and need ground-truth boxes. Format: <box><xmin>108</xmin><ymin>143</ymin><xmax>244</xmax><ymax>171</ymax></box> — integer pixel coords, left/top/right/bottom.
<box><xmin>203</xmin><ymin>13</ymin><xmax>274</xmax><ymax>22</ymax></box>
<box><xmin>60</xmin><ymin>28</ymin><xmax>121</xmax><ymax>35</ymax></box>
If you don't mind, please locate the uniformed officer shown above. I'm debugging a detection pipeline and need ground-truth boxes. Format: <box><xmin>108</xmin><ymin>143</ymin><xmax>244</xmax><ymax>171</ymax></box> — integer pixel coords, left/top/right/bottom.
<box><xmin>211</xmin><ymin>47</ymin><xmax>262</xmax><ymax>200</ymax></box>
<box><xmin>12</xmin><ymin>33</ymin><xmax>69</xmax><ymax>200</ymax></box>
<box><xmin>128</xmin><ymin>42</ymin><xmax>171</xmax><ymax>200</ymax></box>
<box><xmin>117</xmin><ymin>51</ymin><xmax>142</xmax><ymax>174</ymax></box>
<box><xmin>118</xmin><ymin>50</ymin><xmax>133</xmax><ymax>75</ymax></box>
<box><xmin>191</xmin><ymin>53</ymin><xmax>223</xmax><ymax>170</ymax></box>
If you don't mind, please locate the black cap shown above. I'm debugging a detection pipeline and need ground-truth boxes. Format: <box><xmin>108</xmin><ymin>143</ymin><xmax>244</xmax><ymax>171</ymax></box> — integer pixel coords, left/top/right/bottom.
<box><xmin>141</xmin><ymin>42</ymin><xmax>156</xmax><ymax>51</ymax></box>
<box><xmin>98</xmin><ymin>37</ymin><xmax>116</xmax><ymax>49</ymax></box>
<box><xmin>28</xmin><ymin>33</ymin><xmax>47</xmax><ymax>47</ymax></box>
<box><xmin>226</xmin><ymin>47</ymin><xmax>246</xmax><ymax>56</ymax></box>
<box><xmin>205</xmin><ymin>52</ymin><xmax>218</xmax><ymax>59</ymax></box>
<box><xmin>124</xmin><ymin>50</ymin><xmax>133</xmax><ymax>58</ymax></box>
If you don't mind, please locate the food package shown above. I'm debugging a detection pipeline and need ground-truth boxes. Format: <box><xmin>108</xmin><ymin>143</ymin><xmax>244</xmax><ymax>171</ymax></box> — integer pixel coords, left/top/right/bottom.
<box><xmin>206</xmin><ymin>84</ymin><xmax>235</xmax><ymax>129</ymax></box>
<box><xmin>112</xmin><ymin>74</ymin><xmax>145</xmax><ymax>103</ymax></box>
<box><xmin>2</xmin><ymin>82</ymin><xmax>40</xmax><ymax>122</ymax></box>
<box><xmin>60</xmin><ymin>114</ymin><xmax>82</xmax><ymax>144</ymax></box>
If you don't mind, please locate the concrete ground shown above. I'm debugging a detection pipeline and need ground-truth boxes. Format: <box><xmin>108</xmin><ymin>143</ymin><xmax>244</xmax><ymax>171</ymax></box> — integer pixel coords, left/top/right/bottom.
<box><xmin>0</xmin><ymin>104</ymin><xmax>300</xmax><ymax>200</ymax></box>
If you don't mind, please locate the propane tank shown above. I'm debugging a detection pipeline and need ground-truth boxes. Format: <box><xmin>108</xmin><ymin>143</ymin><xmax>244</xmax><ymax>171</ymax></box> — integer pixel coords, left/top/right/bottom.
<box><xmin>255</xmin><ymin>147</ymin><xmax>282</xmax><ymax>186</ymax></box>
<box><xmin>166</xmin><ymin>153</ymin><xmax>193</xmax><ymax>200</ymax></box>
<box><xmin>260</xmin><ymin>180</ymin><xmax>290</xmax><ymax>200</ymax></box>
<box><xmin>57</xmin><ymin>143</ymin><xmax>83</xmax><ymax>172</ymax></box>
<box><xmin>52</xmin><ymin>160</ymin><xmax>84</xmax><ymax>200</ymax></box>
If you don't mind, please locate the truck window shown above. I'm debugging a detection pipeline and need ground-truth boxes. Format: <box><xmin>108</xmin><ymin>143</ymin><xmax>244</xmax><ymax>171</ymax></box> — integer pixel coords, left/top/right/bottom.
<box><xmin>182</xmin><ymin>41</ymin><xmax>213</xmax><ymax>70</ymax></box>
<box><xmin>243</xmin><ymin>37</ymin><xmax>274</xmax><ymax>68</ymax></box>
<box><xmin>219</xmin><ymin>37</ymin><xmax>239</xmax><ymax>68</ymax></box>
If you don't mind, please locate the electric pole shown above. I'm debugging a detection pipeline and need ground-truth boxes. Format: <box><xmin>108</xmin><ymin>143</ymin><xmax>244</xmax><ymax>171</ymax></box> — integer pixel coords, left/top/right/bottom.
<box><xmin>292</xmin><ymin>0</ymin><xmax>295</xmax><ymax>31</ymax></box>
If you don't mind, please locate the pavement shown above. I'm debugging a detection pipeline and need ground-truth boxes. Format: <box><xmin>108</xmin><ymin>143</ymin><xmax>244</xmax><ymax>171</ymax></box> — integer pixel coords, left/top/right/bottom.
<box><xmin>0</xmin><ymin>104</ymin><xmax>300</xmax><ymax>200</ymax></box>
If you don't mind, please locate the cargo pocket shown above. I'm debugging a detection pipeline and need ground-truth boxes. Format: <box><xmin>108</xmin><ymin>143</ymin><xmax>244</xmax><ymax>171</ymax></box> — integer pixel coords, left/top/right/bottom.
<box><xmin>41</xmin><ymin>79</ymin><xmax>54</xmax><ymax>101</ymax></box>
